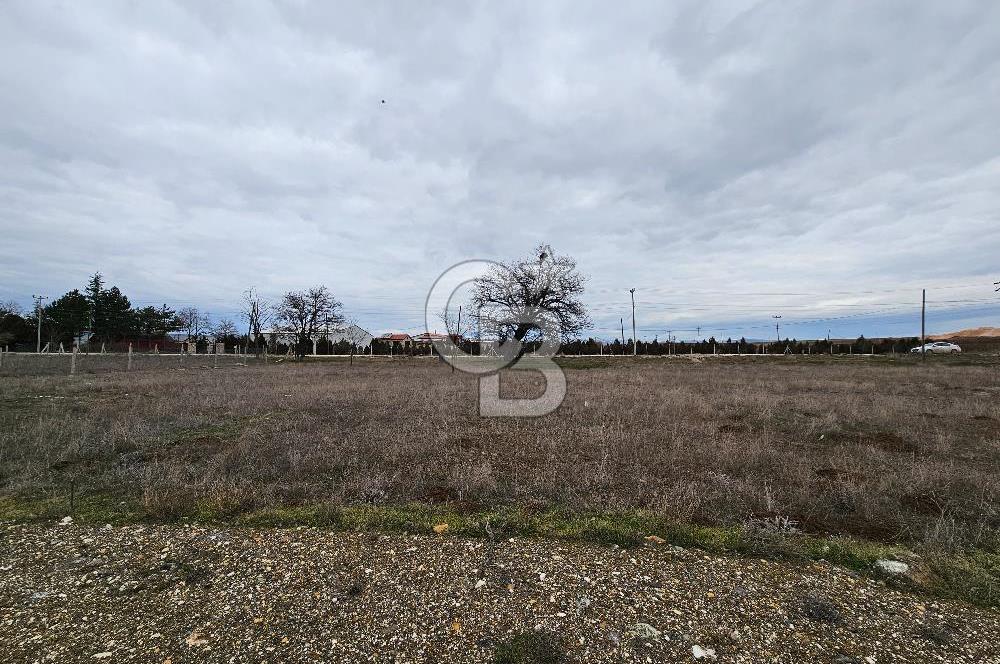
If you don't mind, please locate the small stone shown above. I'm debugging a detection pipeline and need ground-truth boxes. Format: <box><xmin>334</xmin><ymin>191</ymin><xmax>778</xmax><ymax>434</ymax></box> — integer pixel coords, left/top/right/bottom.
<box><xmin>59</xmin><ymin>516</ymin><xmax>73</xmax><ymax>526</ymax></box>
<box><xmin>475</xmin><ymin>579</ymin><xmax>486</xmax><ymax>590</ymax></box>
<box><xmin>92</xmin><ymin>654</ymin><xmax>111</xmax><ymax>660</ymax></box>
<box><xmin>645</xmin><ymin>535</ymin><xmax>666</xmax><ymax>544</ymax></box>
<box><xmin>627</xmin><ymin>623</ymin><xmax>661</xmax><ymax>641</ymax></box>
<box><xmin>185</xmin><ymin>628</ymin><xmax>208</xmax><ymax>647</ymax></box>
<box><xmin>432</xmin><ymin>523</ymin><xmax>449</xmax><ymax>535</ymax></box>
<box><xmin>875</xmin><ymin>560</ymin><xmax>909</xmax><ymax>575</ymax></box>
<box><xmin>692</xmin><ymin>644</ymin><xmax>717</xmax><ymax>660</ymax></box>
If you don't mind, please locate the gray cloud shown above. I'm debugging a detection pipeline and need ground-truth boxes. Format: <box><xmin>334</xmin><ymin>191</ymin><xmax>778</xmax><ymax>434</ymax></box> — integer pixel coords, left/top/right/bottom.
<box><xmin>1</xmin><ymin>1</ymin><xmax>998</xmax><ymax>338</ymax></box>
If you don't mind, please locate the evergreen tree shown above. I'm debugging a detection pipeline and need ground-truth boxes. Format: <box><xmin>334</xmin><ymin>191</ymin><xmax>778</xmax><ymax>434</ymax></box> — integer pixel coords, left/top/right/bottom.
<box><xmin>45</xmin><ymin>289</ymin><xmax>90</xmax><ymax>345</ymax></box>
<box><xmin>93</xmin><ymin>286</ymin><xmax>133</xmax><ymax>342</ymax></box>
<box><xmin>85</xmin><ymin>272</ymin><xmax>104</xmax><ymax>331</ymax></box>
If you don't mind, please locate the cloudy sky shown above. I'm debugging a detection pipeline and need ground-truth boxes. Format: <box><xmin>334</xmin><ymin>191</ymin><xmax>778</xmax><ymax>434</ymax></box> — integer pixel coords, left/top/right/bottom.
<box><xmin>2</xmin><ymin>1</ymin><xmax>999</xmax><ymax>340</ymax></box>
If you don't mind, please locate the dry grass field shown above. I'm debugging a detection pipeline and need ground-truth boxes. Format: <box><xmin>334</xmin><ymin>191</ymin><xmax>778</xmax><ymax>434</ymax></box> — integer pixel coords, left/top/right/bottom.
<box><xmin>2</xmin><ymin>354</ymin><xmax>999</xmax><ymax>603</ymax></box>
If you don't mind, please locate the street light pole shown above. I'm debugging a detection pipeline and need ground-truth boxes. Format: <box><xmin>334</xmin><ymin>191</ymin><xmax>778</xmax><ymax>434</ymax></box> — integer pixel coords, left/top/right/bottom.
<box><xmin>629</xmin><ymin>288</ymin><xmax>636</xmax><ymax>356</ymax></box>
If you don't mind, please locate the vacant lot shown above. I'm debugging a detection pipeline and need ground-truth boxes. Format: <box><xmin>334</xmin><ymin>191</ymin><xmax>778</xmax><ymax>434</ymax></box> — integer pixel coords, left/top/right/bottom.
<box><xmin>2</xmin><ymin>354</ymin><xmax>998</xmax><ymax>549</ymax></box>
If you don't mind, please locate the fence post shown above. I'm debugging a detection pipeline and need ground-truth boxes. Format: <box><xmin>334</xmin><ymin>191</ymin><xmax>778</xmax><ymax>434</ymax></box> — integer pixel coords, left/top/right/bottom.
<box><xmin>70</xmin><ymin>346</ymin><xmax>77</xmax><ymax>375</ymax></box>
<box><xmin>0</xmin><ymin>348</ymin><xmax>4</xmax><ymax>370</ymax></box>
<box><xmin>214</xmin><ymin>351</ymin><xmax>218</xmax><ymax>368</ymax></box>
<box><xmin>127</xmin><ymin>343</ymin><xmax>133</xmax><ymax>371</ymax></box>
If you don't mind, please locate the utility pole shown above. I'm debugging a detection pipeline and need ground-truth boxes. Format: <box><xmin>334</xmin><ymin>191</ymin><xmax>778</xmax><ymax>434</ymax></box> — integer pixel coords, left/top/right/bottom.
<box><xmin>629</xmin><ymin>289</ymin><xmax>636</xmax><ymax>356</ymax></box>
<box><xmin>620</xmin><ymin>317</ymin><xmax>625</xmax><ymax>355</ymax></box>
<box><xmin>772</xmin><ymin>314</ymin><xmax>782</xmax><ymax>354</ymax></box>
<box><xmin>696</xmin><ymin>326</ymin><xmax>701</xmax><ymax>340</ymax></box>
<box><xmin>921</xmin><ymin>288</ymin><xmax>926</xmax><ymax>361</ymax></box>
<box><xmin>32</xmin><ymin>294</ymin><xmax>47</xmax><ymax>353</ymax></box>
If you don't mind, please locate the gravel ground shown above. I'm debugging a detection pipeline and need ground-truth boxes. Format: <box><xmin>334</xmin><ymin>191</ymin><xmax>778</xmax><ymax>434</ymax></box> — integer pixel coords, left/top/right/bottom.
<box><xmin>1</xmin><ymin>523</ymin><xmax>998</xmax><ymax>663</ymax></box>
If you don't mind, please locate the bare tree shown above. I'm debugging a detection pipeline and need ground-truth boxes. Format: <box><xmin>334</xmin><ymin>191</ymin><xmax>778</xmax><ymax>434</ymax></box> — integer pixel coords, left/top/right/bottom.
<box><xmin>341</xmin><ymin>320</ymin><xmax>370</xmax><ymax>366</ymax></box>
<box><xmin>472</xmin><ymin>244</ymin><xmax>590</xmax><ymax>345</ymax></box>
<box><xmin>178</xmin><ymin>307</ymin><xmax>210</xmax><ymax>340</ymax></box>
<box><xmin>274</xmin><ymin>286</ymin><xmax>343</xmax><ymax>358</ymax></box>
<box><xmin>241</xmin><ymin>288</ymin><xmax>271</xmax><ymax>355</ymax></box>
<box><xmin>213</xmin><ymin>319</ymin><xmax>237</xmax><ymax>339</ymax></box>
<box><xmin>0</xmin><ymin>301</ymin><xmax>23</xmax><ymax>316</ymax></box>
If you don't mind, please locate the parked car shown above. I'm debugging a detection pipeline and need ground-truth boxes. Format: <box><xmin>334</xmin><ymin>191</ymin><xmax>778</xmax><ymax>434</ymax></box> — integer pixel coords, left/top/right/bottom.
<box><xmin>910</xmin><ymin>341</ymin><xmax>962</xmax><ymax>354</ymax></box>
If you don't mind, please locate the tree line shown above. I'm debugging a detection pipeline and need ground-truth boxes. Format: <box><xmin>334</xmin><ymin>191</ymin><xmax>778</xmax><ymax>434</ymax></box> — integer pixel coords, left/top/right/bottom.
<box><xmin>0</xmin><ymin>274</ymin><xmax>192</xmax><ymax>349</ymax></box>
<box><xmin>0</xmin><ymin>248</ymin><xmax>920</xmax><ymax>355</ymax></box>
<box><xmin>0</xmin><ymin>273</ymin><xmax>347</xmax><ymax>354</ymax></box>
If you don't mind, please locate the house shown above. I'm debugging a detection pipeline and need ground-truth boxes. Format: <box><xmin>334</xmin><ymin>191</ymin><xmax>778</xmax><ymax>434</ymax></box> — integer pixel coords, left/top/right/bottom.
<box><xmin>325</xmin><ymin>324</ymin><xmax>375</xmax><ymax>349</ymax></box>
<box><xmin>410</xmin><ymin>331</ymin><xmax>462</xmax><ymax>345</ymax></box>
<box><xmin>380</xmin><ymin>333</ymin><xmax>413</xmax><ymax>348</ymax></box>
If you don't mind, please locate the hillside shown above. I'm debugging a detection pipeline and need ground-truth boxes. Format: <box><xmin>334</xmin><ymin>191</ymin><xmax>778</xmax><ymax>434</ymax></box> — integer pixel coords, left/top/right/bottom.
<box><xmin>930</xmin><ymin>326</ymin><xmax>1000</xmax><ymax>339</ymax></box>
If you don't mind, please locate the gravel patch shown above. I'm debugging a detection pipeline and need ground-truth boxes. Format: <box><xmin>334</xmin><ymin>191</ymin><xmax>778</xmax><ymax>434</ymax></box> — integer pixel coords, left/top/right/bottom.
<box><xmin>1</xmin><ymin>523</ymin><xmax>998</xmax><ymax>662</ymax></box>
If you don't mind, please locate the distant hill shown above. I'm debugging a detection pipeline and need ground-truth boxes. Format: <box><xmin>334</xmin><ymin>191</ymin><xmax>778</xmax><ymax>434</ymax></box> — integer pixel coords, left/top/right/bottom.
<box><xmin>930</xmin><ymin>326</ymin><xmax>1000</xmax><ymax>339</ymax></box>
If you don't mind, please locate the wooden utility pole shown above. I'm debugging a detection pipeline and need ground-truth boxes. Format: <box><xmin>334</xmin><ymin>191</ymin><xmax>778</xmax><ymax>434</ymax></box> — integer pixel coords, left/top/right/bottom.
<box><xmin>921</xmin><ymin>289</ymin><xmax>926</xmax><ymax>361</ymax></box>
<box><xmin>620</xmin><ymin>318</ymin><xmax>625</xmax><ymax>355</ymax></box>
<box><xmin>32</xmin><ymin>294</ymin><xmax>47</xmax><ymax>353</ymax></box>
<box><xmin>629</xmin><ymin>289</ymin><xmax>636</xmax><ymax>356</ymax></box>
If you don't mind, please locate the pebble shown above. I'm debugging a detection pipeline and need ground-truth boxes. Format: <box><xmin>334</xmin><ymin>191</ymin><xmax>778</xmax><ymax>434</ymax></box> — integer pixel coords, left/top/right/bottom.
<box><xmin>875</xmin><ymin>559</ymin><xmax>910</xmax><ymax>575</ymax></box>
<box><xmin>2</xmin><ymin>523</ymin><xmax>997</xmax><ymax>663</ymax></box>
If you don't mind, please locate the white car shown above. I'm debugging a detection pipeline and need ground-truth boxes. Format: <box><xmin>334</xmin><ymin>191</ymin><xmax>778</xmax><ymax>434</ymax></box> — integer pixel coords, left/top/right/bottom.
<box><xmin>910</xmin><ymin>341</ymin><xmax>962</xmax><ymax>354</ymax></box>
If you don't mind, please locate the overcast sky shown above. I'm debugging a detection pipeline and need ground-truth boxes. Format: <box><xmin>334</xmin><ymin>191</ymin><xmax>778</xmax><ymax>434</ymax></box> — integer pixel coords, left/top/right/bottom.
<box><xmin>2</xmin><ymin>1</ymin><xmax>999</xmax><ymax>340</ymax></box>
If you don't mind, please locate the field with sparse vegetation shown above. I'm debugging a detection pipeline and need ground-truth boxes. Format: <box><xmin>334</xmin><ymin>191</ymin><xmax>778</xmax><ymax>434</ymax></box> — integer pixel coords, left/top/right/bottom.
<box><xmin>2</xmin><ymin>353</ymin><xmax>999</xmax><ymax>604</ymax></box>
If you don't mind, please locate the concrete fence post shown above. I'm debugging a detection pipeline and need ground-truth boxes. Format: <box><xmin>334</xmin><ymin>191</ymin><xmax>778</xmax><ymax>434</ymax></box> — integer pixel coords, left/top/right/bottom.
<box><xmin>127</xmin><ymin>343</ymin><xmax>133</xmax><ymax>372</ymax></box>
<box><xmin>70</xmin><ymin>346</ymin><xmax>77</xmax><ymax>375</ymax></box>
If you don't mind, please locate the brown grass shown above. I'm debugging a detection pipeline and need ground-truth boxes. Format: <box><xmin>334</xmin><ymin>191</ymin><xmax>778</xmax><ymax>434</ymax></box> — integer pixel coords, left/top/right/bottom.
<box><xmin>1</xmin><ymin>355</ymin><xmax>999</xmax><ymax>551</ymax></box>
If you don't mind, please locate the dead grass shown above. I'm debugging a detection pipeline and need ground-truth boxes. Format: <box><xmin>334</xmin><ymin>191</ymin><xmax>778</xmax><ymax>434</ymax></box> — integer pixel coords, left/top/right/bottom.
<box><xmin>1</xmin><ymin>355</ymin><xmax>999</xmax><ymax>603</ymax></box>
<box><xmin>2</xmin><ymin>356</ymin><xmax>999</xmax><ymax>546</ymax></box>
